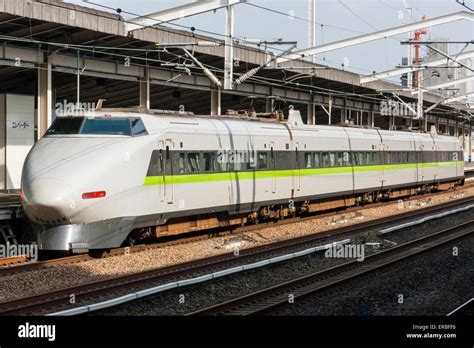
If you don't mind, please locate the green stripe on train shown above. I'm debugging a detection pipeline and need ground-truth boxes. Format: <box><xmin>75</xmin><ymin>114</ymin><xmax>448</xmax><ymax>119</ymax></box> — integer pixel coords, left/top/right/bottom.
<box><xmin>143</xmin><ymin>161</ymin><xmax>464</xmax><ymax>186</ymax></box>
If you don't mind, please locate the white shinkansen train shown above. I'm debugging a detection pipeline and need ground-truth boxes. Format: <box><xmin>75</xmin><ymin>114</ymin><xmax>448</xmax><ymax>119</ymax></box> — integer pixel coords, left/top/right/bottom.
<box><xmin>21</xmin><ymin>108</ymin><xmax>464</xmax><ymax>252</ymax></box>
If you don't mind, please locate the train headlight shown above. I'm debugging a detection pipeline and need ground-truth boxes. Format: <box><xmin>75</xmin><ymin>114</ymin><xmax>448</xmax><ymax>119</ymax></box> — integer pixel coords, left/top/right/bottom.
<box><xmin>82</xmin><ymin>191</ymin><xmax>106</xmax><ymax>199</ymax></box>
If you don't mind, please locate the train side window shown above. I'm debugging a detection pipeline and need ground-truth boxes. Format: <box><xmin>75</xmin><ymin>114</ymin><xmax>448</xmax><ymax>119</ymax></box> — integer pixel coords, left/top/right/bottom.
<box><xmin>188</xmin><ymin>153</ymin><xmax>201</xmax><ymax>173</ymax></box>
<box><xmin>342</xmin><ymin>152</ymin><xmax>350</xmax><ymax>166</ymax></box>
<box><xmin>217</xmin><ymin>151</ymin><xmax>228</xmax><ymax>171</ymax></box>
<box><xmin>178</xmin><ymin>153</ymin><xmax>186</xmax><ymax>174</ymax></box>
<box><xmin>372</xmin><ymin>152</ymin><xmax>379</xmax><ymax>165</ymax></box>
<box><xmin>166</xmin><ymin>146</ymin><xmax>170</xmax><ymax>160</ymax></box>
<box><xmin>305</xmin><ymin>153</ymin><xmax>312</xmax><ymax>168</ymax></box>
<box><xmin>321</xmin><ymin>152</ymin><xmax>330</xmax><ymax>167</ymax></box>
<box><xmin>365</xmin><ymin>152</ymin><xmax>372</xmax><ymax>165</ymax></box>
<box><xmin>329</xmin><ymin>153</ymin><xmax>336</xmax><ymax>167</ymax></box>
<box><xmin>401</xmin><ymin>152</ymin><xmax>406</xmax><ymax>163</ymax></box>
<box><xmin>203</xmin><ymin>152</ymin><xmax>216</xmax><ymax>172</ymax></box>
<box><xmin>257</xmin><ymin>152</ymin><xmax>268</xmax><ymax>170</ymax></box>
<box><xmin>314</xmin><ymin>153</ymin><xmax>321</xmax><ymax>167</ymax></box>
<box><xmin>402</xmin><ymin>152</ymin><xmax>408</xmax><ymax>163</ymax></box>
<box><xmin>351</xmin><ymin>152</ymin><xmax>357</xmax><ymax>166</ymax></box>
<box><xmin>234</xmin><ymin>151</ymin><xmax>242</xmax><ymax>171</ymax></box>
<box><xmin>336</xmin><ymin>152</ymin><xmax>344</xmax><ymax>167</ymax></box>
<box><xmin>247</xmin><ymin>151</ymin><xmax>256</xmax><ymax>170</ymax></box>
<box><xmin>356</xmin><ymin>152</ymin><xmax>365</xmax><ymax>166</ymax></box>
<box><xmin>130</xmin><ymin>118</ymin><xmax>148</xmax><ymax>136</ymax></box>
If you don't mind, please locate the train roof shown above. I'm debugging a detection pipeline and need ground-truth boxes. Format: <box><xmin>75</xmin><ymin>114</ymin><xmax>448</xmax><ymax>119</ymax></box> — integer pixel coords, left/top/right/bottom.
<box><xmin>55</xmin><ymin>108</ymin><xmax>458</xmax><ymax>141</ymax></box>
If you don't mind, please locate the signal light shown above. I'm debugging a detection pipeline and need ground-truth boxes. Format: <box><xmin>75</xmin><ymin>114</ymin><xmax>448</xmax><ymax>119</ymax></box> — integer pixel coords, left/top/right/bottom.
<box><xmin>82</xmin><ymin>191</ymin><xmax>106</xmax><ymax>199</ymax></box>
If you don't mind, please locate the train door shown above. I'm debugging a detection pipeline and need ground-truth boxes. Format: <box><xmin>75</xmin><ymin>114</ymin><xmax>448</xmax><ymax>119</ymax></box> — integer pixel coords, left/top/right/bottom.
<box><xmin>434</xmin><ymin>144</ymin><xmax>439</xmax><ymax>181</ymax></box>
<box><xmin>295</xmin><ymin>142</ymin><xmax>301</xmax><ymax>192</ymax></box>
<box><xmin>419</xmin><ymin>144</ymin><xmax>425</xmax><ymax>182</ymax></box>
<box><xmin>161</xmin><ymin>139</ymin><xmax>174</xmax><ymax>204</ymax></box>
<box><xmin>157</xmin><ymin>141</ymin><xmax>166</xmax><ymax>202</ymax></box>
<box><xmin>379</xmin><ymin>142</ymin><xmax>385</xmax><ymax>189</ymax></box>
<box><xmin>270</xmin><ymin>141</ymin><xmax>276</xmax><ymax>193</ymax></box>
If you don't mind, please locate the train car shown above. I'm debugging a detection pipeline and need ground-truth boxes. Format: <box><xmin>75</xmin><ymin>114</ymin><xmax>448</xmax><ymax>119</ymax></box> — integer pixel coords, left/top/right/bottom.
<box><xmin>20</xmin><ymin>108</ymin><xmax>464</xmax><ymax>252</ymax></box>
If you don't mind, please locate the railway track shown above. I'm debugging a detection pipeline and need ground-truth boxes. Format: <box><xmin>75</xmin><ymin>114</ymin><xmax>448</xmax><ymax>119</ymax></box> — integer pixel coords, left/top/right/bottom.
<box><xmin>0</xmin><ymin>255</ymin><xmax>28</xmax><ymax>267</ymax></box>
<box><xmin>188</xmin><ymin>220</ymin><xmax>474</xmax><ymax>316</ymax></box>
<box><xmin>0</xmin><ymin>187</ymin><xmax>472</xmax><ymax>275</ymax></box>
<box><xmin>0</xmin><ymin>195</ymin><xmax>473</xmax><ymax>315</ymax></box>
<box><xmin>447</xmin><ymin>298</ymin><xmax>474</xmax><ymax>316</ymax></box>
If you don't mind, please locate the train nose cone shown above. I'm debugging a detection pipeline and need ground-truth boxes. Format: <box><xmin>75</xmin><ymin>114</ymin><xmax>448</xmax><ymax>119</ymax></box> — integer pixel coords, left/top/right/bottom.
<box><xmin>22</xmin><ymin>178</ymin><xmax>74</xmax><ymax>224</ymax></box>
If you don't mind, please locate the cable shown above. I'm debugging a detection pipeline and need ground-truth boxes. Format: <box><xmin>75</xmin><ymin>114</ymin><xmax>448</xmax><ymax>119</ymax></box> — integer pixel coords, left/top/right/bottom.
<box><xmin>5</xmin><ymin>2</ymin><xmax>467</xmax><ymax>116</ymax></box>
<box><xmin>244</xmin><ymin>2</ymin><xmax>368</xmax><ymax>35</ymax></box>
<box><xmin>338</xmin><ymin>0</ymin><xmax>378</xmax><ymax>31</ymax></box>
<box><xmin>0</xmin><ymin>33</ymin><xmax>388</xmax><ymax>104</ymax></box>
<box><xmin>78</xmin><ymin>1</ymin><xmax>381</xmax><ymax>75</ymax></box>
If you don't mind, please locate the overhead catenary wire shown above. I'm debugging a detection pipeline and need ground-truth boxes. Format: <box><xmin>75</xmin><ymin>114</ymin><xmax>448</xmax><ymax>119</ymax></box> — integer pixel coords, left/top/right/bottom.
<box><xmin>0</xmin><ymin>33</ymin><xmax>463</xmax><ymax>116</ymax></box>
<box><xmin>36</xmin><ymin>0</ymin><xmax>426</xmax><ymax>79</ymax></box>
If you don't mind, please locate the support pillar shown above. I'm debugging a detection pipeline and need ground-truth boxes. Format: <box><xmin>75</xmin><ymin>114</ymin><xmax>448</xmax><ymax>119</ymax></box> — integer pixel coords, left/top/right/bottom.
<box><xmin>139</xmin><ymin>67</ymin><xmax>150</xmax><ymax>109</ymax></box>
<box><xmin>307</xmin><ymin>94</ymin><xmax>315</xmax><ymax>125</ymax></box>
<box><xmin>328</xmin><ymin>97</ymin><xmax>332</xmax><ymax>125</ymax></box>
<box><xmin>210</xmin><ymin>88</ymin><xmax>221</xmax><ymax>116</ymax></box>
<box><xmin>224</xmin><ymin>4</ymin><xmax>234</xmax><ymax>90</ymax></box>
<box><xmin>369</xmin><ymin>104</ymin><xmax>375</xmax><ymax>128</ymax></box>
<box><xmin>389</xmin><ymin>116</ymin><xmax>395</xmax><ymax>130</ymax></box>
<box><xmin>37</xmin><ymin>62</ymin><xmax>52</xmax><ymax>140</ymax></box>
<box><xmin>469</xmin><ymin>122</ymin><xmax>472</xmax><ymax>162</ymax></box>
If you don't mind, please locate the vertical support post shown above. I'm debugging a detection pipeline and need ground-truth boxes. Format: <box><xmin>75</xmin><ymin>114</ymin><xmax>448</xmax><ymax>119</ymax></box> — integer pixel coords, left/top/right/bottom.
<box><xmin>462</xmin><ymin>122</ymin><xmax>465</xmax><ymax>150</ymax></box>
<box><xmin>265</xmin><ymin>99</ymin><xmax>273</xmax><ymax>113</ymax></box>
<box><xmin>455</xmin><ymin>117</ymin><xmax>459</xmax><ymax>139</ymax></box>
<box><xmin>469</xmin><ymin>122</ymin><xmax>472</xmax><ymax>162</ymax></box>
<box><xmin>265</xmin><ymin>86</ymin><xmax>274</xmax><ymax>113</ymax></box>
<box><xmin>342</xmin><ymin>98</ymin><xmax>347</xmax><ymax>124</ymax></box>
<box><xmin>139</xmin><ymin>66</ymin><xmax>150</xmax><ymax>109</ymax></box>
<box><xmin>435</xmin><ymin>115</ymin><xmax>439</xmax><ymax>133</ymax></box>
<box><xmin>389</xmin><ymin>116</ymin><xmax>395</xmax><ymax>130</ymax></box>
<box><xmin>369</xmin><ymin>104</ymin><xmax>375</xmax><ymax>128</ymax></box>
<box><xmin>224</xmin><ymin>3</ymin><xmax>234</xmax><ymax>90</ymax></box>
<box><xmin>328</xmin><ymin>97</ymin><xmax>332</xmax><ymax>125</ymax></box>
<box><xmin>210</xmin><ymin>88</ymin><xmax>221</xmax><ymax>116</ymax></box>
<box><xmin>406</xmin><ymin>7</ymin><xmax>413</xmax><ymax>88</ymax></box>
<box><xmin>37</xmin><ymin>61</ymin><xmax>52</xmax><ymax>139</ymax></box>
<box><xmin>76</xmin><ymin>50</ymin><xmax>80</xmax><ymax>108</ymax></box>
<box><xmin>307</xmin><ymin>94</ymin><xmax>315</xmax><ymax>125</ymax></box>
<box><xmin>308</xmin><ymin>0</ymin><xmax>316</xmax><ymax>63</ymax></box>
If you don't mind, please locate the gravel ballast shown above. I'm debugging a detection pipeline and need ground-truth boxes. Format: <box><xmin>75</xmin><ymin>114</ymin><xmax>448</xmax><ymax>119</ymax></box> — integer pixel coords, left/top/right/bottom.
<box><xmin>94</xmin><ymin>209</ymin><xmax>474</xmax><ymax>316</ymax></box>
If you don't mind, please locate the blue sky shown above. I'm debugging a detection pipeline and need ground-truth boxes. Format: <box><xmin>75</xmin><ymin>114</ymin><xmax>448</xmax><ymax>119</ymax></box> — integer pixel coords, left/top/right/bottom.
<box><xmin>73</xmin><ymin>0</ymin><xmax>473</xmax><ymax>80</ymax></box>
